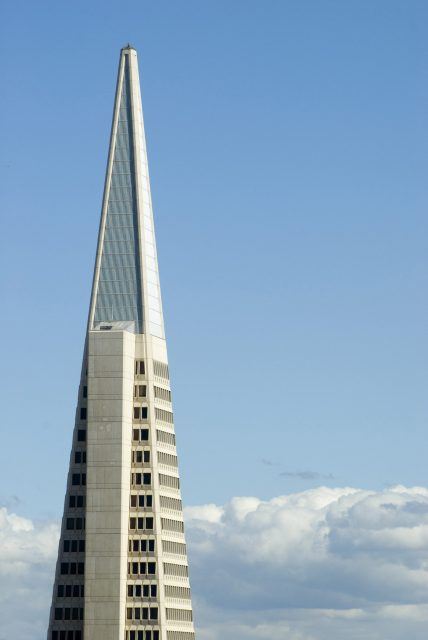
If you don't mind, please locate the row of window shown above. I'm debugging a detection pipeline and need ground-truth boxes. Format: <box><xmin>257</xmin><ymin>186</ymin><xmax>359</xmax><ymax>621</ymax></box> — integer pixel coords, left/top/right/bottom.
<box><xmin>57</xmin><ymin>584</ymin><xmax>84</xmax><ymax>598</ymax></box>
<box><xmin>132</xmin><ymin>450</ymin><xmax>150</xmax><ymax>464</ymax></box>
<box><xmin>163</xmin><ymin>563</ymin><xmax>188</xmax><ymax>578</ymax></box>
<box><xmin>164</xmin><ymin>585</ymin><xmax>191</xmax><ymax>599</ymax></box>
<box><xmin>134</xmin><ymin>384</ymin><xmax>147</xmax><ymax>398</ymax></box>
<box><xmin>153</xmin><ymin>360</ymin><xmax>169</xmax><ymax>380</ymax></box>
<box><xmin>158</xmin><ymin>451</ymin><xmax>177</xmax><ymax>468</ymax></box>
<box><xmin>131</xmin><ymin>472</ymin><xmax>151</xmax><ymax>487</ymax></box>
<box><xmin>160</xmin><ymin>495</ymin><xmax>182</xmax><ymax>512</ymax></box>
<box><xmin>162</xmin><ymin>540</ymin><xmax>187</xmax><ymax>556</ymax></box>
<box><xmin>135</xmin><ymin>360</ymin><xmax>146</xmax><ymax>376</ymax></box>
<box><xmin>129</xmin><ymin>516</ymin><xmax>154</xmax><ymax>531</ymax></box>
<box><xmin>126</xmin><ymin>607</ymin><xmax>158</xmax><ymax>621</ymax></box>
<box><xmin>60</xmin><ymin>562</ymin><xmax>84</xmax><ymax>576</ymax></box>
<box><xmin>166</xmin><ymin>608</ymin><xmax>193</xmax><ymax>622</ymax></box>
<box><xmin>159</xmin><ymin>474</ymin><xmax>180</xmax><ymax>490</ymax></box>
<box><xmin>128</xmin><ymin>562</ymin><xmax>156</xmax><ymax>576</ymax></box>
<box><xmin>63</xmin><ymin>539</ymin><xmax>85</xmax><ymax>553</ymax></box>
<box><xmin>161</xmin><ymin>518</ymin><xmax>184</xmax><ymax>533</ymax></box>
<box><xmin>74</xmin><ymin>451</ymin><xmax>86</xmax><ymax>464</ymax></box>
<box><xmin>130</xmin><ymin>493</ymin><xmax>153</xmax><ymax>508</ymax></box>
<box><xmin>154</xmin><ymin>386</ymin><xmax>171</xmax><ymax>402</ymax></box>
<box><xmin>69</xmin><ymin>495</ymin><xmax>85</xmax><ymax>509</ymax></box>
<box><xmin>66</xmin><ymin>517</ymin><xmax>85</xmax><ymax>531</ymax></box>
<box><xmin>54</xmin><ymin>607</ymin><xmax>83</xmax><ymax>621</ymax></box>
<box><xmin>134</xmin><ymin>406</ymin><xmax>148</xmax><ymax>421</ymax></box>
<box><xmin>125</xmin><ymin>631</ymin><xmax>159</xmax><ymax>640</ymax></box>
<box><xmin>156</xmin><ymin>429</ymin><xmax>175</xmax><ymax>446</ymax></box>
<box><xmin>127</xmin><ymin>583</ymin><xmax>157</xmax><ymax>598</ymax></box>
<box><xmin>133</xmin><ymin>428</ymin><xmax>149</xmax><ymax>442</ymax></box>
<box><xmin>71</xmin><ymin>473</ymin><xmax>86</xmax><ymax>486</ymax></box>
<box><xmin>129</xmin><ymin>538</ymin><xmax>155</xmax><ymax>553</ymax></box>
<box><xmin>51</xmin><ymin>631</ymin><xmax>82</xmax><ymax>640</ymax></box>
<box><xmin>155</xmin><ymin>408</ymin><xmax>173</xmax><ymax>424</ymax></box>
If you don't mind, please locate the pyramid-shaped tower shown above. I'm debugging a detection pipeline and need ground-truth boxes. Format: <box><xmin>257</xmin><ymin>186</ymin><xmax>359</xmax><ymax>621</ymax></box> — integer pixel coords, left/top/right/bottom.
<box><xmin>47</xmin><ymin>45</ymin><xmax>196</xmax><ymax>640</ymax></box>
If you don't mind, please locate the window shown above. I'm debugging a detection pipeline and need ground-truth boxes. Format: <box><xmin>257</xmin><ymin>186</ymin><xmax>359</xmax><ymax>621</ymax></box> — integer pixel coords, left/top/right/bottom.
<box><xmin>57</xmin><ymin>585</ymin><xmax>64</xmax><ymax>597</ymax></box>
<box><xmin>78</xmin><ymin>562</ymin><xmax>84</xmax><ymax>575</ymax></box>
<box><xmin>146</xmin><ymin>517</ymin><xmax>154</xmax><ymax>530</ymax></box>
<box><xmin>131</xmin><ymin>495</ymin><xmax>137</xmax><ymax>508</ymax></box>
<box><xmin>143</xmin><ymin>473</ymin><xmax>151</xmax><ymax>485</ymax></box>
<box><xmin>134</xmin><ymin>407</ymin><xmax>140</xmax><ymax>420</ymax></box>
<box><xmin>75</xmin><ymin>451</ymin><xmax>82</xmax><ymax>464</ymax></box>
<box><xmin>77</xmin><ymin>429</ymin><xmax>86</xmax><ymax>442</ymax></box>
<box><xmin>130</xmin><ymin>517</ymin><xmax>136</xmax><ymax>530</ymax></box>
<box><xmin>144</xmin><ymin>450</ymin><xmax>150</xmax><ymax>463</ymax></box>
<box><xmin>146</xmin><ymin>495</ymin><xmax>153</xmax><ymax>507</ymax></box>
<box><xmin>79</xmin><ymin>539</ymin><xmax>85</xmax><ymax>552</ymax></box>
<box><xmin>63</xmin><ymin>540</ymin><xmax>70</xmax><ymax>552</ymax></box>
<box><xmin>60</xmin><ymin>562</ymin><xmax>69</xmax><ymax>575</ymax></box>
<box><xmin>133</xmin><ymin>429</ymin><xmax>140</xmax><ymax>441</ymax></box>
<box><xmin>141</xmin><ymin>407</ymin><xmax>148</xmax><ymax>419</ymax></box>
<box><xmin>77</xmin><ymin>495</ymin><xmax>84</xmax><ymax>508</ymax></box>
<box><xmin>135</xmin><ymin>584</ymin><xmax>141</xmax><ymax>597</ymax></box>
<box><xmin>55</xmin><ymin>608</ymin><xmax>62</xmax><ymax>620</ymax></box>
<box><xmin>72</xmin><ymin>474</ymin><xmax>80</xmax><ymax>486</ymax></box>
<box><xmin>141</xmin><ymin>429</ymin><xmax>149</xmax><ymax>441</ymax></box>
<box><xmin>128</xmin><ymin>584</ymin><xmax>133</xmax><ymax>597</ymax></box>
<box><xmin>69</xmin><ymin>496</ymin><xmax>76</xmax><ymax>508</ymax></box>
<box><xmin>137</xmin><ymin>517</ymin><xmax>144</xmax><ymax>529</ymax></box>
<box><xmin>135</xmin><ymin>384</ymin><xmax>147</xmax><ymax>398</ymax></box>
<box><xmin>148</xmin><ymin>539</ymin><xmax>155</xmax><ymax>552</ymax></box>
<box><xmin>80</xmin><ymin>407</ymin><xmax>87</xmax><ymax>420</ymax></box>
<box><xmin>147</xmin><ymin>562</ymin><xmax>156</xmax><ymax>574</ymax></box>
<box><xmin>66</xmin><ymin>518</ymin><xmax>74</xmax><ymax>530</ymax></box>
<box><xmin>135</xmin><ymin>360</ymin><xmax>145</xmax><ymax>375</ymax></box>
<box><xmin>151</xmin><ymin>584</ymin><xmax>157</xmax><ymax>597</ymax></box>
<box><xmin>83</xmin><ymin>385</ymin><xmax>87</xmax><ymax>398</ymax></box>
<box><xmin>150</xmin><ymin>607</ymin><xmax>158</xmax><ymax>620</ymax></box>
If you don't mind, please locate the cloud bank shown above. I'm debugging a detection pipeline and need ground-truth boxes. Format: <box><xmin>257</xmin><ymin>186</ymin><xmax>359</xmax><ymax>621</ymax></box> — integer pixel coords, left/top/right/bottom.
<box><xmin>2</xmin><ymin>486</ymin><xmax>428</xmax><ymax>639</ymax></box>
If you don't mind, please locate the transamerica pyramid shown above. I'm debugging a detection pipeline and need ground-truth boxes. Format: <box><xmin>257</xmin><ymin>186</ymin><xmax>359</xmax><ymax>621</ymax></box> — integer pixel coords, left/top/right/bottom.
<box><xmin>47</xmin><ymin>45</ymin><xmax>196</xmax><ymax>640</ymax></box>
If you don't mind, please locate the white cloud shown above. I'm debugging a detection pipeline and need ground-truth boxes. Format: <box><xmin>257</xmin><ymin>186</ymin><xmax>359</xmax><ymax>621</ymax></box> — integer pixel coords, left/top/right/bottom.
<box><xmin>2</xmin><ymin>486</ymin><xmax>428</xmax><ymax>639</ymax></box>
<box><xmin>185</xmin><ymin>485</ymin><xmax>428</xmax><ymax>639</ymax></box>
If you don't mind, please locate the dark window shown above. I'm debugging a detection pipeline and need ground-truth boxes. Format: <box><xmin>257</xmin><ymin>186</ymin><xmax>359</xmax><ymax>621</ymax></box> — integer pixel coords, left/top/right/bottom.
<box><xmin>135</xmin><ymin>584</ymin><xmax>141</xmax><ymax>597</ymax></box>
<box><xmin>76</xmin><ymin>632</ymin><xmax>82</xmax><ymax>640</ymax></box>
<box><xmin>75</xmin><ymin>517</ymin><xmax>83</xmax><ymax>530</ymax></box>
<box><xmin>82</xmin><ymin>474</ymin><xmax>86</xmax><ymax>486</ymax></box>
<box><xmin>78</xmin><ymin>562</ymin><xmax>84</xmax><ymax>575</ymax></box>
<box><xmin>72</xmin><ymin>607</ymin><xmax>79</xmax><ymax>620</ymax></box>
<box><xmin>137</xmin><ymin>517</ymin><xmax>144</xmax><ymax>529</ymax></box>
<box><xmin>133</xmin><ymin>539</ymin><xmax>139</xmax><ymax>552</ymax></box>
<box><xmin>80</xmin><ymin>407</ymin><xmax>87</xmax><ymax>420</ymax></box>
<box><xmin>74</xmin><ymin>451</ymin><xmax>82</xmax><ymax>464</ymax></box>
<box><xmin>146</xmin><ymin>495</ymin><xmax>153</xmax><ymax>508</ymax></box>
<box><xmin>135</xmin><ymin>607</ymin><xmax>141</xmax><ymax>620</ymax></box>
<box><xmin>134</xmin><ymin>407</ymin><xmax>140</xmax><ymax>420</ymax></box>
<box><xmin>82</xmin><ymin>451</ymin><xmax>86</xmax><ymax>463</ymax></box>
<box><xmin>54</xmin><ymin>608</ymin><xmax>62</xmax><ymax>620</ymax></box>
<box><xmin>65</xmin><ymin>585</ymin><xmax>72</xmax><ymax>597</ymax></box>
<box><xmin>136</xmin><ymin>451</ymin><xmax>143</xmax><ymax>463</ymax></box>
<box><xmin>60</xmin><ymin>631</ymin><xmax>66</xmax><ymax>640</ymax></box>
<box><xmin>77</xmin><ymin>429</ymin><xmax>86</xmax><ymax>442</ymax></box>
<box><xmin>154</xmin><ymin>632</ymin><xmax>159</xmax><ymax>640</ymax></box>
<box><xmin>70</xmin><ymin>562</ymin><xmax>77</xmax><ymax>575</ymax></box>
<box><xmin>52</xmin><ymin>632</ymin><xmax>58</xmax><ymax>640</ymax></box>
<box><xmin>141</xmin><ymin>540</ymin><xmax>147</xmax><ymax>552</ymax></box>
<box><xmin>66</xmin><ymin>518</ymin><xmax>74</xmax><ymax>530</ymax></box>
<box><xmin>130</xmin><ymin>494</ymin><xmax>137</xmax><ymax>507</ymax></box>
<box><xmin>130</xmin><ymin>631</ymin><xmax>136</xmax><ymax>640</ymax></box>
<box><xmin>130</xmin><ymin>517</ymin><xmax>136</xmax><ymax>529</ymax></box>
<box><xmin>133</xmin><ymin>429</ymin><xmax>139</xmax><ymax>441</ymax></box>
<box><xmin>143</xmin><ymin>451</ymin><xmax>150</xmax><ymax>463</ymax></box>
<box><xmin>151</xmin><ymin>584</ymin><xmax>157</xmax><ymax>597</ymax></box>
<box><xmin>138</xmin><ymin>495</ymin><xmax>145</xmax><ymax>507</ymax></box>
<box><xmin>139</xmin><ymin>361</ymin><xmax>145</xmax><ymax>375</ymax></box>
<box><xmin>140</xmin><ymin>562</ymin><xmax>146</xmax><ymax>574</ymax></box>
<box><xmin>83</xmin><ymin>386</ymin><xmax>87</xmax><ymax>398</ymax></box>
<box><xmin>79</xmin><ymin>539</ymin><xmax>85</xmax><ymax>552</ymax></box>
<box><xmin>143</xmin><ymin>473</ymin><xmax>151</xmax><ymax>485</ymax></box>
<box><xmin>139</xmin><ymin>385</ymin><xmax>146</xmax><ymax>397</ymax></box>
<box><xmin>142</xmin><ymin>607</ymin><xmax>149</xmax><ymax>620</ymax></box>
<box><xmin>141</xmin><ymin>407</ymin><xmax>148</xmax><ymax>420</ymax></box>
<box><xmin>63</xmin><ymin>540</ymin><xmax>70</xmax><ymax>552</ymax></box>
<box><xmin>148</xmin><ymin>539</ymin><xmax>155</xmax><ymax>552</ymax></box>
<box><xmin>150</xmin><ymin>607</ymin><xmax>158</xmax><ymax>620</ymax></box>
<box><xmin>138</xmin><ymin>631</ymin><xmax>144</xmax><ymax>640</ymax></box>
<box><xmin>64</xmin><ymin>607</ymin><xmax>71</xmax><ymax>620</ymax></box>
<box><xmin>77</xmin><ymin>495</ymin><xmax>84</xmax><ymax>508</ymax></box>
<box><xmin>146</xmin><ymin>517</ymin><xmax>154</xmax><ymax>530</ymax></box>
<box><xmin>135</xmin><ymin>473</ymin><xmax>142</xmax><ymax>485</ymax></box>
<box><xmin>57</xmin><ymin>585</ymin><xmax>64</xmax><ymax>597</ymax></box>
<box><xmin>72</xmin><ymin>474</ymin><xmax>80</xmax><ymax>486</ymax></box>
<box><xmin>127</xmin><ymin>607</ymin><xmax>132</xmax><ymax>620</ymax></box>
<box><xmin>147</xmin><ymin>562</ymin><xmax>156</xmax><ymax>574</ymax></box>
<box><xmin>72</xmin><ymin>585</ymin><xmax>80</xmax><ymax>597</ymax></box>
<box><xmin>128</xmin><ymin>584</ymin><xmax>133</xmax><ymax>597</ymax></box>
<box><xmin>71</xmin><ymin>540</ymin><xmax>78</xmax><ymax>552</ymax></box>
<box><xmin>141</xmin><ymin>429</ymin><xmax>149</xmax><ymax>441</ymax></box>
<box><xmin>143</xmin><ymin>584</ymin><xmax>149</xmax><ymax>597</ymax></box>
<box><xmin>132</xmin><ymin>562</ymin><xmax>138</xmax><ymax>575</ymax></box>
<box><xmin>69</xmin><ymin>496</ymin><xmax>76</xmax><ymax>508</ymax></box>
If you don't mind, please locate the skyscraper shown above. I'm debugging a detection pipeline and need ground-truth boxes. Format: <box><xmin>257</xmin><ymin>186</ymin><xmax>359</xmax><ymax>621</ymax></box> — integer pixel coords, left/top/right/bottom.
<box><xmin>47</xmin><ymin>45</ymin><xmax>196</xmax><ymax>640</ymax></box>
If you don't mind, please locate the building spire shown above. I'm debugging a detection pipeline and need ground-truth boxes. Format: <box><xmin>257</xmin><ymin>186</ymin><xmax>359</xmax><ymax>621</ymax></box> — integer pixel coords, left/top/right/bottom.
<box><xmin>89</xmin><ymin>46</ymin><xmax>165</xmax><ymax>338</ymax></box>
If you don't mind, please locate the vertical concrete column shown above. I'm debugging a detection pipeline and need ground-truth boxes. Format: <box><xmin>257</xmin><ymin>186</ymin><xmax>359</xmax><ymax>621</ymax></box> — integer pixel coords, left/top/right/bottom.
<box><xmin>84</xmin><ymin>329</ymin><xmax>135</xmax><ymax>640</ymax></box>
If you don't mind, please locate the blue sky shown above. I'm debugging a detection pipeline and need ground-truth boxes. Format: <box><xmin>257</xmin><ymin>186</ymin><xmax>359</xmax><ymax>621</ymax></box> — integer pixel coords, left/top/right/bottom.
<box><xmin>1</xmin><ymin>1</ymin><xmax>427</xmax><ymax>516</ymax></box>
<box><xmin>1</xmin><ymin>3</ymin><xmax>428</xmax><ymax>639</ymax></box>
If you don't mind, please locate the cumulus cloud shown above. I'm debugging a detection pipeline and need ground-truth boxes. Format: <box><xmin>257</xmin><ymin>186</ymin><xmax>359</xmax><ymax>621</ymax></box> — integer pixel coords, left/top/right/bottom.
<box><xmin>185</xmin><ymin>485</ymin><xmax>428</xmax><ymax>640</ymax></box>
<box><xmin>2</xmin><ymin>486</ymin><xmax>428</xmax><ymax>639</ymax></box>
<box><xmin>0</xmin><ymin>507</ymin><xmax>59</xmax><ymax>640</ymax></box>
